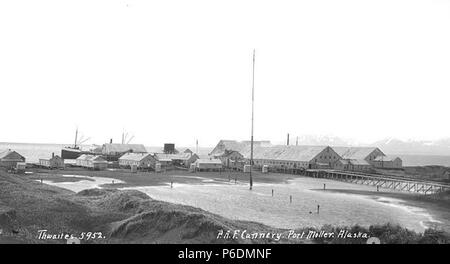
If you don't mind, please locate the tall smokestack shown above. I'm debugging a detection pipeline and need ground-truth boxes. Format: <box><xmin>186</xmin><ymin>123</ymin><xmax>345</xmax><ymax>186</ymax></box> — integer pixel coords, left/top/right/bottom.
<box><xmin>110</xmin><ymin>138</ymin><xmax>113</xmax><ymax>144</ymax></box>
<box><xmin>196</xmin><ymin>139</ymin><xmax>199</xmax><ymax>154</ymax></box>
<box><xmin>287</xmin><ymin>133</ymin><xmax>290</xmax><ymax>146</ymax></box>
<box><xmin>296</xmin><ymin>136</ymin><xmax>298</xmax><ymax>146</ymax></box>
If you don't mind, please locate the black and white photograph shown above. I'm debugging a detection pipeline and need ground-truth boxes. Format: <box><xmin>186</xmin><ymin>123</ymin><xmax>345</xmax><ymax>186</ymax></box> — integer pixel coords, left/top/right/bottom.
<box><xmin>1</xmin><ymin>0</ymin><xmax>449</xmax><ymax>253</ymax></box>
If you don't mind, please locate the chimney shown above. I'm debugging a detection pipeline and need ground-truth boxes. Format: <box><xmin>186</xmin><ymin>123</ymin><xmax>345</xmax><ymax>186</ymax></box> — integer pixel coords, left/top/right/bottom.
<box><xmin>110</xmin><ymin>138</ymin><xmax>113</xmax><ymax>144</ymax></box>
<box><xmin>287</xmin><ymin>133</ymin><xmax>290</xmax><ymax>146</ymax></box>
<box><xmin>196</xmin><ymin>139</ymin><xmax>199</xmax><ymax>154</ymax></box>
<box><xmin>52</xmin><ymin>152</ymin><xmax>55</xmax><ymax>158</ymax></box>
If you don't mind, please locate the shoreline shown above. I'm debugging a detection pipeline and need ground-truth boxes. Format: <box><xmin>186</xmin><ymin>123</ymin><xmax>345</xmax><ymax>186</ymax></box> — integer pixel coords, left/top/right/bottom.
<box><xmin>318</xmin><ymin>188</ymin><xmax>450</xmax><ymax>232</ymax></box>
<box><xmin>2</xmin><ymin>169</ymin><xmax>450</xmax><ymax>243</ymax></box>
<box><xmin>27</xmin><ymin>168</ymin><xmax>450</xmax><ymax>233</ymax></box>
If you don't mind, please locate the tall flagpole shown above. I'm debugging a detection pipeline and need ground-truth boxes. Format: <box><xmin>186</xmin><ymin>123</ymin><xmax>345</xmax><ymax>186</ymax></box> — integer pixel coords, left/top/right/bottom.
<box><xmin>250</xmin><ymin>49</ymin><xmax>255</xmax><ymax>190</ymax></box>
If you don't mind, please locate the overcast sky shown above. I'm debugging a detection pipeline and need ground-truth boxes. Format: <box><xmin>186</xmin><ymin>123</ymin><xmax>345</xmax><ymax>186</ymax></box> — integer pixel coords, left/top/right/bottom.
<box><xmin>1</xmin><ymin>0</ymin><xmax>449</xmax><ymax>147</ymax></box>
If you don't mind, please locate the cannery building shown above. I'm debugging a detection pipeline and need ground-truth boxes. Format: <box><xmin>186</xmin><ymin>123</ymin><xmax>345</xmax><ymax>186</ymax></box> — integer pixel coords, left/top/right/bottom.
<box><xmin>240</xmin><ymin>145</ymin><xmax>341</xmax><ymax>170</ymax></box>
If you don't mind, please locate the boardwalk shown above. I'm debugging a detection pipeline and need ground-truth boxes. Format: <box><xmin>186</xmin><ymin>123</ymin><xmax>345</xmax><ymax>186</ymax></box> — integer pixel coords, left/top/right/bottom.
<box><xmin>304</xmin><ymin>169</ymin><xmax>450</xmax><ymax>195</ymax></box>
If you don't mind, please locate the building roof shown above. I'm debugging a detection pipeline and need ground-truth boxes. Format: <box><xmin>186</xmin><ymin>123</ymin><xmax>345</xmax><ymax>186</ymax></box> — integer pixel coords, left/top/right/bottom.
<box><xmin>102</xmin><ymin>144</ymin><xmax>147</xmax><ymax>154</ymax></box>
<box><xmin>373</xmin><ymin>155</ymin><xmax>401</xmax><ymax>162</ymax></box>
<box><xmin>338</xmin><ymin>159</ymin><xmax>371</xmax><ymax>166</ymax></box>
<box><xmin>76</xmin><ymin>154</ymin><xmax>106</xmax><ymax>162</ymax></box>
<box><xmin>195</xmin><ymin>158</ymin><xmax>222</xmax><ymax>164</ymax></box>
<box><xmin>40</xmin><ymin>155</ymin><xmax>63</xmax><ymax>161</ymax></box>
<box><xmin>119</xmin><ymin>153</ymin><xmax>154</xmax><ymax>162</ymax></box>
<box><xmin>333</xmin><ymin>147</ymin><xmax>384</xmax><ymax>160</ymax></box>
<box><xmin>210</xmin><ymin>140</ymin><xmax>272</xmax><ymax>155</ymax></box>
<box><xmin>180</xmin><ymin>148</ymin><xmax>193</xmax><ymax>154</ymax></box>
<box><xmin>0</xmin><ymin>149</ymin><xmax>26</xmax><ymax>162</ymax></box>
<box><xmin>212</xmin><ymin>149</ymin><xmax>244</xmax><ymax>158</ymax></box>
<box><xmin>155</xmin><ymin>153</ymin><xmax>195</xmax><ymax>161</ymax></box>
<box><xmin>240</xmin><ymin>145</ymin><xmax>330</xmax><ymax>162</ymax></box>
<box><xmin>146</xmin><ymin>146</ymin><xmax>188</xmax><ymax>154</ymax></box>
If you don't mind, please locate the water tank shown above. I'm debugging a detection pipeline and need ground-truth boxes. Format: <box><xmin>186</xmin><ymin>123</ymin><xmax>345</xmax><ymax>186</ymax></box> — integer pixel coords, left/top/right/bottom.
<box><xmin>164</xmin><ymin>143</ymin><xmax>176</xmax><ymax>154</ymax></box>
<box><xmin>243</xmin><ymin>165</ymin><xmax>251</xmax><ymax>173</ymax></box>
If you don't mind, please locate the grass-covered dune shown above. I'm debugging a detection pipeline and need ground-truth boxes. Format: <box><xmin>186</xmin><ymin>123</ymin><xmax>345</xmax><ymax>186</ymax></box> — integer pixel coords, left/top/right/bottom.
<box><xmin>0</xmin><ymin>171</ymin><xmax>292</xmax><ymax>244</ymax></box>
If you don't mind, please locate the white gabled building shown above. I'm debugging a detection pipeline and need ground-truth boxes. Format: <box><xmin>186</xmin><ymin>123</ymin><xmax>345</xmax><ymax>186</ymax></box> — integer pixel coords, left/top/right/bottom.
<box><xmin>118</xmin><ymin>153</ymin><xmax>157</xmax><ymax>169</ymax></box>
<box><xmin>194</xmin><ymin>158</ymin><xmax>223</xmax><ymax>171</ymax></box>
<box><xmin>76</xmin><ymin>154</ymin><xmax>108</xmax><ymax>170</ymax></box>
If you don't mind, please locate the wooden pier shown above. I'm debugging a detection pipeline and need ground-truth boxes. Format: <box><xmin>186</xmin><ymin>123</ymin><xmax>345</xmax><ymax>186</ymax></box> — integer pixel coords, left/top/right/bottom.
<box><xmin>303</xmin><ymin>169</ymin><xmax>450</xmax><ymax>195</ymax></box>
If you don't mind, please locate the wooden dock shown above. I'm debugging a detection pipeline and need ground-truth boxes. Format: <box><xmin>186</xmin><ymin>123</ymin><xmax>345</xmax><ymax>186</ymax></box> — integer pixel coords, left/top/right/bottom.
<box><xmin>303</xmin><ymin>169</ymin><xmax>450</xmax><ymax>195</ymax></box>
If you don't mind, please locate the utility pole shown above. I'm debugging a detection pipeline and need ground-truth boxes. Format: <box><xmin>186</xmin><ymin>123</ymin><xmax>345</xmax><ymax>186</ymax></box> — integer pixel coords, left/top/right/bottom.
<box><xmin>249</xmin><ymin>49</ymin><xmax>255</xmax><ymax>190</ymax></box>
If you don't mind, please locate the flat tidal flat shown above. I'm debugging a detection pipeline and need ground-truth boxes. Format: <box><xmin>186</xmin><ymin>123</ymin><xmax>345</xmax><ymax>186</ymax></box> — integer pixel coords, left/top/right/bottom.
<box><xmin>33</xmin><ymin>169</ymin><xmax>449</xmax><ymax>233</ymax></box>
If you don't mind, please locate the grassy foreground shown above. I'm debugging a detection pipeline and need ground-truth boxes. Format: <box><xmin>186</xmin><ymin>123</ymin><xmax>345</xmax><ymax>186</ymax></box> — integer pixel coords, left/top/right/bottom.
<box><xmin>1</xmin><ymin>170</ymin><xmax>449</xmax><ymax>244</ymax></box>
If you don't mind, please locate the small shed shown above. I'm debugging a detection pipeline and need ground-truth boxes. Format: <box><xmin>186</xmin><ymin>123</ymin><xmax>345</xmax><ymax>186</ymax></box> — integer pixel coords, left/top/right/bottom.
<box><xmin>194</xmin><ymin>158</ymin><xmax>223</xmax><ymax>171</ymax></box>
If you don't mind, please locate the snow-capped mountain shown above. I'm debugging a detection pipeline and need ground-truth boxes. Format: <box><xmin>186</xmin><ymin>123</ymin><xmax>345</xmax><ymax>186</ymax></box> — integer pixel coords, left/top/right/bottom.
<box><xmin>273</xmin><ymin>135</ymin><xmax>450</xmax><ymax>156</ymax></box>
<box><xmin>273</xmin><ymin>134</ymin><xmax>357</xmax><ymax>147</ymax></box>
<box><xmin>370</xmin><ymin>138</ymin><xmax>450</xmax><ymax>155</ymax></box>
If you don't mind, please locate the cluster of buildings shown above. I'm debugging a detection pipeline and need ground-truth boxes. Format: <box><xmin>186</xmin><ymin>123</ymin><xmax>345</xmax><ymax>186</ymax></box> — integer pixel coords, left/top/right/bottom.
<box><xmin>70</xmin><ymin>143</ymin><xmax>216</xmax><ymax>171</ymax></box>
<box><xmin>209</xmin><ymin>140</ymin><xmax>403</xmax><ymax>172</ymax></box>
<box><xmin>1</xmin><ymin>140</ymin><xmax>403</xmax><ymax>174</ymax></box>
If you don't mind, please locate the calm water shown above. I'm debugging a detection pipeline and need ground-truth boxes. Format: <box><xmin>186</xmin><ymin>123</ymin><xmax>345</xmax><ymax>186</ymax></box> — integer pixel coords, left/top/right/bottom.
<box><xmin>38</xmin><ymin>174</ymin><xmax>444</xmax><ymax>233</ymax></box>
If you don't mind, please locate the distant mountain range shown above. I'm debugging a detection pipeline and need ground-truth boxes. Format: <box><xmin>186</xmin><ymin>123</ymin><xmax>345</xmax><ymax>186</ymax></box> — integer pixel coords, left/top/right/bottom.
<box><xmin>277</xmin><ymin>135</ymin><xmax>450</xmax><ymax>156</ymax></box>
<box><xmin>273</xmin><ymin>135</ymin><xmax>357</xmax><ymax>147</ymax></box>
<box><xmin>369</xmin><ymin>138</ymin><xmax>450</xmax><ymax>156</ymax></box>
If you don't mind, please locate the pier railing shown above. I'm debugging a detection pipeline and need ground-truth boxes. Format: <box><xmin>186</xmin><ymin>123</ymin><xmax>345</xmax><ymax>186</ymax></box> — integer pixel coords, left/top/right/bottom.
<box><xmin>303</xmin><ymin>169</ymin><xmax>450</xmax><ymax>195</ymax></box>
